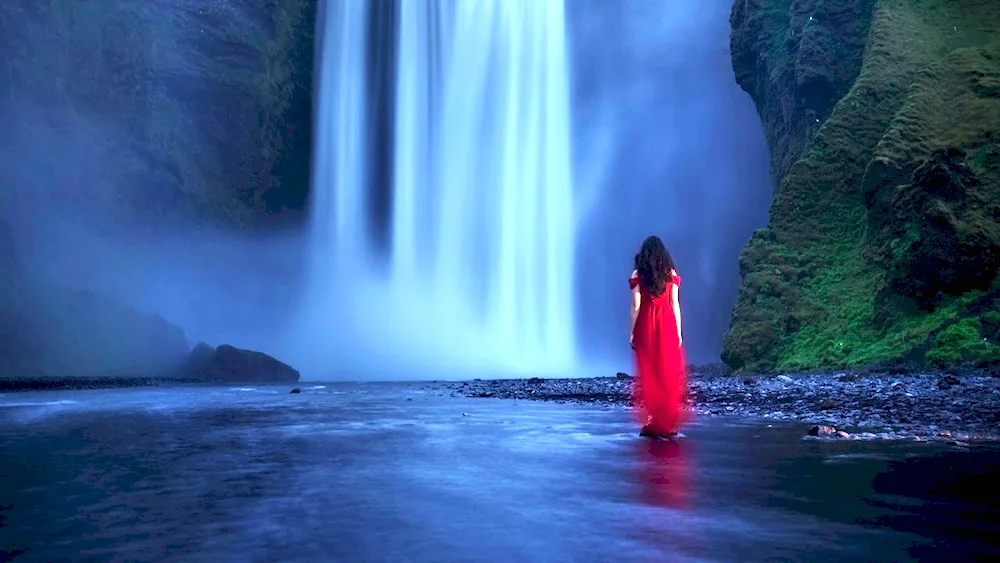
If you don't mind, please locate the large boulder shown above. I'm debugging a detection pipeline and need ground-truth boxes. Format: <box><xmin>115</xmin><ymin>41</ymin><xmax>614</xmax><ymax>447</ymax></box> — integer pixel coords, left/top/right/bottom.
<box><xmin>178</xmin><ymin>343</ymin><xmax>300</xmax><ymax>383</ymax></box>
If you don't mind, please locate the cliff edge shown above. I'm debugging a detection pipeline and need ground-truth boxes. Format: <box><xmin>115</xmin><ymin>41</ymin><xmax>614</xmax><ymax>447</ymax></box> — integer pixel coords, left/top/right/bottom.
<box><xmin>724</xmin><ymin>0</ymin><xmax>1000</xmax><ymax>372</ymax></box>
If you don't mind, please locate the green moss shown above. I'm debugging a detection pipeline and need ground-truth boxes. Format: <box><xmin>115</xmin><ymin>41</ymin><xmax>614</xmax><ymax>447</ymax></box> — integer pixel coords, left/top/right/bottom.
<box><xmin>982</xmin><ymin>310</ymin><xmax>1000</xmax><ymax>343</ymax></box>
<box><xmin>724</xmin><ymin>0</ymin><xmax>1000</xmax><ymax>372</ymax></box>
<box><xmin>926</xmin><ymin>316</ymin><xmax>1000</xmax><ymax>366</ymax></box>
<box><xmin>763</xmin><ymin>0</ymin><xmax>793</xmax><ymax>79</ymax></box>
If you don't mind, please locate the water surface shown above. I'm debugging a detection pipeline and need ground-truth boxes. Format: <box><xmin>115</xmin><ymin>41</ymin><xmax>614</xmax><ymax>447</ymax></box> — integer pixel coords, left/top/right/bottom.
<box><xmin>1</xmin><ymin>383</ymin><xmax>998</xmax><ymax>562</ymax></box>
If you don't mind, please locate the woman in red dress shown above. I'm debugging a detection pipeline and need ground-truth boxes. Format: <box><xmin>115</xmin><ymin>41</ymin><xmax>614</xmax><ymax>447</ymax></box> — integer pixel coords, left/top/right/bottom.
<box><xmin>629</xmin><ymin>235</ymin><xmax>688</xmax><ymax>438</ymax></box>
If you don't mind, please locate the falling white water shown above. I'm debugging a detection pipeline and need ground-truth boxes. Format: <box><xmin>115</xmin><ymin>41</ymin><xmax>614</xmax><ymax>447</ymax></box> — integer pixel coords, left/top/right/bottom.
<box><xmin>300</xmin><ymin>0</ymin><xmax>577</xmax><ymax>378</ymax></box>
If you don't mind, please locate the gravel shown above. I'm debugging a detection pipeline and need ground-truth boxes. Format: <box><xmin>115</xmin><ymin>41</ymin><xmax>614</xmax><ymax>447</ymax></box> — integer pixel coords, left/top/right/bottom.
<box><xmin>446</xmin><ymin>365</ymin><xmax>1000</xmax><ymax>443</ymax></box>
<box><xmin>0</xmin><ymin>376</ymin><xmax>204</xmax><ymax>392</ymax></box>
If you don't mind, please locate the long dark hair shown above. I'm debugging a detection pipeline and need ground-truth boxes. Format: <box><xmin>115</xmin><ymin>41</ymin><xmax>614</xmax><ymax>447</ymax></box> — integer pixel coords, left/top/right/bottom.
<box><xmin>634</xmin><ymin>235</ymin><xmax>676</xmax><ymax>297</ymax></box>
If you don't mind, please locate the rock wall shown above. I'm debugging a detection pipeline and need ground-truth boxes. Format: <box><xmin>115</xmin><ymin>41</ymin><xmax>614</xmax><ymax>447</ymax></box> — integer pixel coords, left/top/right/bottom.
<box><xmin>0</xmin><ymin>0</ymin><xmax>316</xmax><ymax>228</ymax></box>
<box><xmin>724</xmin><ymin>0</ymin><xmax>1000</xmax><ymax>372</ymax></box>
<box><xmin>0</xmin><ymin>271</ymin><xmax>192</xmax><ymax>378</ymax></box>
<box><xmin>0</xmin><ymin>0</ymin><xmax>316</xmax><ymax>378</ymax></box>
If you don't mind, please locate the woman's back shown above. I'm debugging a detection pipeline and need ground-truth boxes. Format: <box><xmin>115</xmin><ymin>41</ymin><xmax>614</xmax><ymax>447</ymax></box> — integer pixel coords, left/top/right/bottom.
<box><xmin>630</xmin><ymin>269</ymin><xmax>680</xmax><ymax>306</ymax></box>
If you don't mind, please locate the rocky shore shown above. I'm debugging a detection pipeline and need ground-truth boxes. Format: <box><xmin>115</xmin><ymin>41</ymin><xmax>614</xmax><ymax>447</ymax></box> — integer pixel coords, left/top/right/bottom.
<box><xmin>0</xmin><ymin>376</ymin><xmax>206</xmax><ymax>392</ymax></box>
<box><xmin>0</xmin><ymin>344</ymin><xmax>300</xmax><ymax>392</ymax></box>
<box><xmin>448</xmin><ymin>366</ymin><xmax>1000</xmax><ymax>444</ymax></box>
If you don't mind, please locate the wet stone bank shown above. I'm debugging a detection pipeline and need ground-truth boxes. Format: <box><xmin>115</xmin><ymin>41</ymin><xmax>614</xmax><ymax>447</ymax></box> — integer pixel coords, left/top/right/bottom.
<box><xmin>446</xmin><ymin>366</ymin><xmax>1000</xmax><ymax>444</ymax></box>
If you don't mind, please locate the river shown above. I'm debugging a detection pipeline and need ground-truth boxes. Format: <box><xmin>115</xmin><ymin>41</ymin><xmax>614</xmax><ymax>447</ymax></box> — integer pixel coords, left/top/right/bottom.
<box><xmin>1</xmin><ymin>383</ymin><xmax>997</xmax><ymax>562</ymax></box>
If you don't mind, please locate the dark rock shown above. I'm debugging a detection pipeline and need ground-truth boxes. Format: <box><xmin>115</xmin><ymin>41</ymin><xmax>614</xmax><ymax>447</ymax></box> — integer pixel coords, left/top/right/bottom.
<box><xmin>290</xmin><ymin>388</ymin><xmax>301</xmax><ymax>394</ymax></box>
<box><xmin>937</xmin><ymin>374</ymin><xmax>962</xmax><ymax>389</ymax></box>
<box><xmin>880</xmin><ymin>150</ymin><xmax>1000</xmax><ymax>312</ymax></box>
<box><xmin>807</xmin><ymin>424</ymin><xmax>837</xmax><ymax>437</ymax></box>
<box><xmin>819</xmin><ymin>399</ymin><xmax>839</xmax><ymax>410</ymax></box>
<box><xmin>527</xmin><ymin>377</ymin><xmax>545</xmax><ymax>384</ymax></box>
<box><xmin>451</xmin><ymin>366</ymin><xmax>1000</xmax><ymax>442</ymax></box>
<box><xmin>178</xmin><ymin>342</ymin><xmax>216</xmax><ymax>378</ymax></box>
<box><xmin>730</xmin><ymin>0</ymin><xmax>876</xmax><ymax>189</ymax></box>
<box><xmin>616</xmin><ymin>372</ymin><xmax>632</xmax><ymax>381</ymax></box>
<box><xmin>0</xmin><ymin>375</ymin><xmax>197</xmax><ymax>392</ymax></box>
<box><xmin>179</xmin><ymin>344</ymin><xmax>299</xmax><ymax>383</ymax></box>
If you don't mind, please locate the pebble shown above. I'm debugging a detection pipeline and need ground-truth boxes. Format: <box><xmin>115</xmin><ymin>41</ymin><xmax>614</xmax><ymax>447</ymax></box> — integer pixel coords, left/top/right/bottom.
<box><xmin>448</xmin><ymin>366</ymin><xmax>1000</xmax><ymax>443</ymax></box>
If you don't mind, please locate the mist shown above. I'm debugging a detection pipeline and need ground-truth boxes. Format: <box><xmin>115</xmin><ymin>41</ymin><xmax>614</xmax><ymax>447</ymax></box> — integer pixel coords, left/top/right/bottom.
<box><xmin>0</xmin><ymin>104</ymin><xmax>304</xmax><ymax>374</ymax></box>
<box><xmin>568</xmin><ymin>0</ymin><xmax>771</xmax><ymax>369</ymax></box>
<box><xmin>285</xmin><ymin>0</ymin><xmax>770</xmax><ymax>380</ymax></box>
<box><xmin>0</xmin><ymin>0</ymin><xmax>771</xmax><ymax>382</ymax></box>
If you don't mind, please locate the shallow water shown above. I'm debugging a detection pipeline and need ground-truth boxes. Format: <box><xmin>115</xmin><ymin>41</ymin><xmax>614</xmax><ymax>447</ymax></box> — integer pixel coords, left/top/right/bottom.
<box><xmin>1</xmin><ymin>383</ymin><xmax>998</xmax><ymax>562</ymax></box>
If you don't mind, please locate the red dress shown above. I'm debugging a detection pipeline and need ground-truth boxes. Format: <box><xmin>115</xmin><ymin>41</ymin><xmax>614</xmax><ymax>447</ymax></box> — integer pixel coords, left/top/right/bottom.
<box><xmin>630</xmin><ymin>269</ymin><xmax>688</xmax><ymax>435</ymax></box>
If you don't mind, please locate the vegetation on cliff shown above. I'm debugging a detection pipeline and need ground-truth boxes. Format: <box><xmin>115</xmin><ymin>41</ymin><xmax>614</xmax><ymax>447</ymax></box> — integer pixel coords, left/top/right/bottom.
<box><xmin>724</xmin><ymin>0</ymin><xmax>1000</xmax><ymax>372</ymax></box>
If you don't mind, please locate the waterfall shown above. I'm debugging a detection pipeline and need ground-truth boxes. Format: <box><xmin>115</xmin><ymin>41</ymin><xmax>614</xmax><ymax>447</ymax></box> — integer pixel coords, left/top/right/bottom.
<box><xmin>303</xmin><ymin>0</ymin><xmax>577</xmax><ymax>377</ymax></box>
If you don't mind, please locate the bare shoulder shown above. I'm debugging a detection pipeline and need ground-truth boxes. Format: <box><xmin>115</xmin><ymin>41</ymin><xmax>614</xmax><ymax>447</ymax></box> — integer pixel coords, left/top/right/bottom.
<box><xmin>630</xmin><ymin>269</ymin><xmax>639</xmax><ymax>279</ymax></box>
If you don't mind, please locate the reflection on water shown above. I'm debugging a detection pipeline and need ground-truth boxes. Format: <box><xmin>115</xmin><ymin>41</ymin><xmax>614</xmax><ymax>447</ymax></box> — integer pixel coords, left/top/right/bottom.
<box><xmin>637</xmin><ymin>438</ymin><xmax>691</xmax><ymax>509</ymax></box>
<box><xmin>1</xmin><ymin>383</ymin><xmax>999</xmax><ymax>562</ymax></box>
<box><xmin>868</xmin><ymin>450</ymin><xmax>1000</xmax><ymax>560</ymax></box>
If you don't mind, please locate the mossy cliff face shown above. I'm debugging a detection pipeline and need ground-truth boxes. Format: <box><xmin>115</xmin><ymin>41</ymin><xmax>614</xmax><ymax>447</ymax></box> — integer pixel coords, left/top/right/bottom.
<box><xmin>0</xmin><ymin>0</ymin><xmax>315</xmax><ymax>228</ymax></box>
<box><xmin>724</xmin><ymin>0</ymin><xmax>1000</xmax><ymax>372</ymax></box>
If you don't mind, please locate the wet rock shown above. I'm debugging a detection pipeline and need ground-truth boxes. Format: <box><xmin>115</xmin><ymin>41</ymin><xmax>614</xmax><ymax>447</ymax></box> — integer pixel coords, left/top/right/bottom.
<box><xmin>819</xmin><ymin>399</ymin><xmax>839</xmax><ymax>410</ymax></box>
<box><xmin>777</xmin><ymin>375</ymin><xmax>795</xmax><ymax>384</ymax></box>
<box><xmin>178</xmin><ymin>344</ymin><xmax>299</xmax><ymax>383</ymax></box>
<box><xmin>527</xmin><ymin>377</ymin><xmax>545</xmax><ymax>385</ymax></box>
<box><xmin>937</xmin><ymin>374</ymin><xmax>962</xmax><ymax>389</ymax></box>
<box><xmin>0</xmin><ymin>375</ymin><xmax>193</xmax><ymax>392</ymax></box>
<box><xmin>290</xmin><ymin>388</ymin><xmax>301</xmax><ymax>394</ymax></box>
<box><xmin>449</xmin><ymin>366</ymin><xmax>1000</xmax><ymax>442</ymax></box>
<box><xmin>808</xmin><ymin>424</ymin><xmax>837</xmax><ymax>436</ymax></box>
<box><xmin>808</xmin><ymin>425</ymin><xmax>837</xmax><ymax>437</ymax></box>
<box><xmin>616</xmin><ymin>372</ymin><xmax>632</xmax><ymax>381</ymax></box>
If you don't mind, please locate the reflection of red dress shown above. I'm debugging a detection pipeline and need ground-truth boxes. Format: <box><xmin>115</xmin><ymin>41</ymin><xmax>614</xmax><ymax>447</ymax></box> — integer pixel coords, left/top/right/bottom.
<box><xmin>639</xmin><ymin>439</ymin><xmax>690</xmax><ymax>509</ymax></box>
<box><xmin>630</xmin><ymin>270</ymin><xmax>688</xmax><ymax>435</ymax></box>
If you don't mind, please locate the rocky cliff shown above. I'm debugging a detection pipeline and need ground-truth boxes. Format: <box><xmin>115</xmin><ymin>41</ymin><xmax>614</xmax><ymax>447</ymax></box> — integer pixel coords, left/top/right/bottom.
<box><xmin>724</xmin><ymin>0</ymin><xmax>1000</xmax><ymax>372</ymax></box>
<box><xmin>0</xmin><ymin>0</ymin><xmax>315</xmax><ymax>378</ymax></box>
<box><xmin>0</xmin><ymin>0</ymin><xmax>315</xmax><ymax>228</ymax></box>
